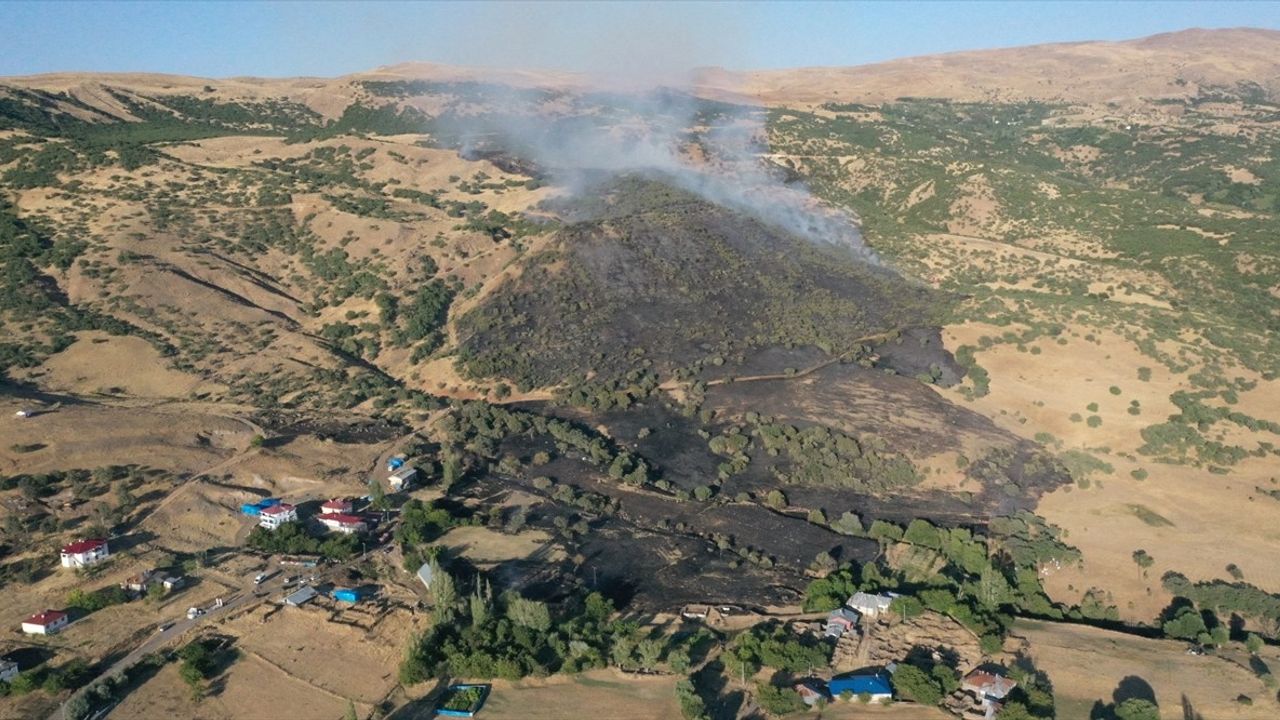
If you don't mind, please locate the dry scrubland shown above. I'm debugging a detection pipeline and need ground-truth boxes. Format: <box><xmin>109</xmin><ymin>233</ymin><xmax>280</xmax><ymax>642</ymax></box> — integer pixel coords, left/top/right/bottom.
<box><xmin>2</xmin><ymin>26</ymin><xmax>1280</xmax><ymax>720</ymax></box>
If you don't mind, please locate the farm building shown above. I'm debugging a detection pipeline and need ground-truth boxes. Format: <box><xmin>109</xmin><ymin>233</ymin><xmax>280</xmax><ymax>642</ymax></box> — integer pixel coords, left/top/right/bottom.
<box><xmin>318</xmin><ymin>513</ymin><xmax>367</xmax><ymax>534</ymax></box>
<box><xmin>60</xmin><ymin>538</ymin><xmax>109</xmax><ymax>568</ymax></box>
<box><xmin>258</xmin><ymin>503</ymin><xmax>297</xmax><ymax>530</ymax></box>
<box><xmin>847</xmin><ymin>591</ymin><xmax>895</xmax><ymax>617</ymax></box>
<box><xmin>240</xmin><ymin>498</ymin><xmax>282</xmax><ymax>516</ymax></box>
<box><xmin>825</xmin><ymin>607</ymin><xmax>860</xmax><ymax>638</ymax></box>
<box><xmin>0</xmin><ymin>658</ymin><xmax>18</xmax><ymax>683</ymax></box>
<box><xmin>284</xmin><ymin>586</ymin><xmax>319</xmax><ymax>607</ymax></box>
<box><xmin>961</xmin><ymin>668</ymin><xmax>1018</xmax><ymax>717</ymax></box>
<box><xmin>332</xmin><ymin>588</ymin><xmax>362</xmax><ymax>603</ymax></box>
<box><xmin>321</xmin><ymin>498</ymin><xmax>354</xmax><ymax>514</ymax></box>
<box><xmin>22</xmin><ymin>609</ymin><xmax>69</xmax><ymax>635</ymax></box>
<box><xmin>828</xmin><ymin>672</ymin><xmax>893</xmax><ymax>702</ymax></box>
<box><xmin>121</xmin><ymin>570</ymin><xmax>155</xmax><ymax>593</ymax></box>
<box><xmin>794</xmin><ymin>678</ymin><xmax>829</xmax><ymax>706</ymax></box>
<box><xmin>388</xmin><ymin>466</ymin><xmax>419</xmax><ymax>492</ymax></box>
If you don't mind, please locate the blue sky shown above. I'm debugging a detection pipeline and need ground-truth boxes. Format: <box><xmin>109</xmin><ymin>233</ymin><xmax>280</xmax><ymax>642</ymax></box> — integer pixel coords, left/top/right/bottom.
<box><xmin>4</xmin><ymin>1</ymin><xmax>1280</xmax><ymax>78</ymax></box>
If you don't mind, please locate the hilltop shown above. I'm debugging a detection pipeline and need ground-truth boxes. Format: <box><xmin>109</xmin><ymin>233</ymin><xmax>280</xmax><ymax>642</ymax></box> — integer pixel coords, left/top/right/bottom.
<box><xmin>696</xmin><ymin>27</ymin><xmax>1280</xmax><ymax>106</ymax></box>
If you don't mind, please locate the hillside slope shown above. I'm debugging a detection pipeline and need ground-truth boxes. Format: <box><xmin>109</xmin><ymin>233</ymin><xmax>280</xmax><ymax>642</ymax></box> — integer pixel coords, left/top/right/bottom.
<box><xmin>696</xmin><ymin>27</ymin><xmax>1280</xmax><ymax>106</ymax></box>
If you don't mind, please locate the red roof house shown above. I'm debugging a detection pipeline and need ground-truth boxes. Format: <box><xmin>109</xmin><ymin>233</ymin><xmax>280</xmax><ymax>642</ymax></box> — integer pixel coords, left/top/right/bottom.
<box><xmin>321</xmin><ymin>498</ymin><xmax>354</xmax><ymax>514</ymax></box>
<box><xmin>22</xmin><ymin>609</ymin><xmax>69</xmax><ymax>635</ymax></box>
<box><xmin>258</xmin><ymin>503</ymin><xmax>298</xmax><ymax>530</ymax></box>
<box><xmin>60</xmin><ymin>538</ymin><xmax>109</xmax><ymax>568</ymax></box>
<box><xmin>318</xmin><ymin>513</ymin><xmax>368</xmax><ymax>534</ymax></box>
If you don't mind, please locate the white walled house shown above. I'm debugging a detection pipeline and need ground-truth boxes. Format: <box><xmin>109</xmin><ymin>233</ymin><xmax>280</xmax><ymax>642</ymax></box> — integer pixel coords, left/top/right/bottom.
<box><xmin>318</xmin><ymin>513</ymin><xmax>367</xmax><ymax>535</ymax></box>
<box><xmin>22</xmin><ymin>609</ymin><xmax>69</xmax><ymax>635</ymax></box>
<box><xmin>60</xmin><ymin>538</ymin><xmax>109</xmax><ymax>568</ymax></box>
<box><xmin>847</xmin><ymin>591</ymin><xmax>896</xmax><ymax>618</ymax></box>
<box><xmin>258</xmin><ymin>503</ymin><xmax>297</xmax><ymax>530</ymax></box>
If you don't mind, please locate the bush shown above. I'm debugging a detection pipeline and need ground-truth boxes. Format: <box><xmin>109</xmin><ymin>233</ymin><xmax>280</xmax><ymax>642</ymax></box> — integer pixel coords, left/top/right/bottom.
<box><xmin>891</xmin><ymin>663</ymin><xmax>943</xmax><ymax>705</ymax></box>
<box><xmin>756</xmin><ymin>682</ymin><xmax>806</xmax><ymax>715</ymax></box>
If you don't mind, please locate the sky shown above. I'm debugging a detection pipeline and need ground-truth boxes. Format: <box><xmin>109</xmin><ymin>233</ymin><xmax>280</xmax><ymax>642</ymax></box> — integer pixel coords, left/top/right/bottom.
<box><xmin>4</xmin><ymin>1</ymin><xmax>1280</xmax><ymax>79</ymax></box>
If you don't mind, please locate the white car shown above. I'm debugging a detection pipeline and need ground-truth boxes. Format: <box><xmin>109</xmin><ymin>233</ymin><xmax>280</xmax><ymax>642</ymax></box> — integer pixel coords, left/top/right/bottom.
<box><xmin>186</xmin><ymin>607</ymin><xmax>204</xmax><ymax>620</ymax></box>
<box><xmin>253</xmin><ymin>572</ymin><xmax>267</xmax><ymax>584</ymax></box>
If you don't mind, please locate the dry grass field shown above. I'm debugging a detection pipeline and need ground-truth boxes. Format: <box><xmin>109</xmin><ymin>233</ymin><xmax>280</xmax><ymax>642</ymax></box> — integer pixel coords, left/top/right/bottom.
<box><xmin>478</xmin><ymin>670</ymin><xmax>684</xmax><ymax>720</ymax></box>
<box><xmin>1017</xmin><ymin>619</ymin><xmax>1280</xmax><ymax>719</ymax></box>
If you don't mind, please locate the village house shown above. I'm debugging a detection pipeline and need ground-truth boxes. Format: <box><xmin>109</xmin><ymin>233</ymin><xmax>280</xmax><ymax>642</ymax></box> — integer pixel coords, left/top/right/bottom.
<box><xmin>60</xmin><ymin>538</ymin><xmax>109</xmax><ymax>568</ymax></box>
<box><xmin>159</xmin><ymin>573</ymin><xmax>186</xmax><ymax>592</ymax></box>
<box><xmin>121</xmin><ymin>569</ymin><xmax>155</xmax><ymax>593</ymax></box>
<box><xmin>318</xmin><ymin>513</ymin><xmax>367</xmax><ymax>535</ymax></box>
<box><xmin>258</xmin><ymin>503</ymin><xmax>297</xmax><ymax>530</ymax></box>
<box><xmin>388</xmin><ymin>465</ymin><xmax>419</xmax><ymax>492</ymax></box>
<box><xmin>825</xmin><ymin>607</ymin><xmax>860</xmax><ymax>639</ymax></box>
<box><xmin>0</xmin><ymin>658</ymin><xmax>18</xmax><ymax>683</ymax></box>
<box><xmin>960</xmin><ymin>669</ymin><xmax>1018</xmax><ymax>719</ymax></box>
<box><xmin>847</xmin><ymin>591</ymin><xmax>895</xmax><ymax>618</ymax></box>
<box><xmin>22</xmin><ymin>609</ymin><xmax>69</xmax><ymax>635</ymax></box>
<box><xmin>320</xmin><ymin>497</ymin><xmax>354</xmax><ymax>515</ymax></box>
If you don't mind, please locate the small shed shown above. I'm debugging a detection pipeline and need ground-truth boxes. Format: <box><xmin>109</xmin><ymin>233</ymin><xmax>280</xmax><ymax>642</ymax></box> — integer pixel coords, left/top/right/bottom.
<box><xmin>825</xmin><ymin>607</ymin><xmax>860</xmax><ymax>638</ymax></box>
<box><xmin>389</xmin><ymin>466</ymin><xmax>419</xmax><ymax>492</ymax></box>
<box><xmin>284</xmin><ymin>586</ymin><xmax>319</xmax><ymax>607</ymax></box>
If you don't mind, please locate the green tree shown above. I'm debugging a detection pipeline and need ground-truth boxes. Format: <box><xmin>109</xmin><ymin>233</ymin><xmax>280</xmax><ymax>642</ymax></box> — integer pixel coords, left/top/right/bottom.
<box><xmin>995</xmin><ymin>701</ymin><xmax>1037</xmax><ymax>720</ymax></box>
<box><xmin>1132</xmin><ymin>549</ymin><xmax>1154</xmax><ymax>572</ymax></box>
<box><xmin>891</xmin><ymin>663</ymin><xmax>943</xmax><ymax>705</ymax></box>
<box><xmin>1247</xmin><ymin>633</ymin><xmax>1264</xmax><ymax>654</ymax></box>
<box><xmin>755</xmin><ymin>682</ymin><xmax>806</xmax><ymax>715</ymax></box>
<box><xmin>506</xmin><ymin>595</ymin><xmax>551</xmax><ymax>632</ymax></box>
<box><xmin>889</xmin><ymin>595</ymin><xmax>925</xmax><ymax>623</ymax></box>
<box><xmin>636</xmin><ymin>639</ymin><xmax>663</xmax><ymax>671</ymax></box>
<box><xmin>369</xmin><ymin>477</ymin><xmax>387</xmax><ymax>509</ymax></box>
<box><xmin>1114</xmin><ymin>698</ymin><xmax>1159</xmax><ymax>720</ymax></box>
<box><xmin>1162</xmin><ymin>605</ymin><xmax>1207</xmax><ymax>641</ymax></box>
<box><xmin>765</xmin><ymin>489</ymin><xmax>787</xmax><ymax>509</ymax></box>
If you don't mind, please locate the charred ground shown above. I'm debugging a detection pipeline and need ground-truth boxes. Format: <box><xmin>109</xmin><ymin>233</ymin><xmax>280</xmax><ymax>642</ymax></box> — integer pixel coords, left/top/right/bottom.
<box><xmin>455</xmin><ymin>175</ymin><xmax>940</xmax><ymax>390</ymax></box>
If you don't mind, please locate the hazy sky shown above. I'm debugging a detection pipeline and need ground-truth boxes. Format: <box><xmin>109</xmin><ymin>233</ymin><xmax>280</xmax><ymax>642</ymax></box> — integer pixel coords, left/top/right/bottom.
<box><xmin>5</xmin><ymin>1</ymin><xmax>1280</xmax><ymax>78</ymax></box>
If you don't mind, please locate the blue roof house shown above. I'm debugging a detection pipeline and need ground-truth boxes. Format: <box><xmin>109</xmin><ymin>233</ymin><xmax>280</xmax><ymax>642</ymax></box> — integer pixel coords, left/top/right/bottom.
<box><xmin>828</xmin><ymin>672</ymin><xmax>893</xmax><ymax>702</ymax></box>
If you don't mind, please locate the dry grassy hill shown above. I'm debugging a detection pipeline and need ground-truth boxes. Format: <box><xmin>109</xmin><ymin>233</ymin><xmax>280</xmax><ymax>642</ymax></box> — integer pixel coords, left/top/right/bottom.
<box><xmin>2</xmin><ymin>27</ymin><xmax>1280</xmax><ymax>720</ymax></box>
<box><xmin>697</xmin><ymin>27</ymin><xmax>1280</xmax><ymax>106</ymax></box>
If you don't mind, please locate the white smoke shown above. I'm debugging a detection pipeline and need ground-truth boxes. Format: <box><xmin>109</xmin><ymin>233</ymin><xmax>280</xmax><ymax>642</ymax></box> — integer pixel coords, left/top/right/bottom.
<box><xmin>435</xmin><ymin>83</ymin><xmax>876</xmax><ymax>262</ymax></box>
<box><xmin>415</xmin><ymin>3</ymin><xmax>874</xmax><ymax>261</ymax></box>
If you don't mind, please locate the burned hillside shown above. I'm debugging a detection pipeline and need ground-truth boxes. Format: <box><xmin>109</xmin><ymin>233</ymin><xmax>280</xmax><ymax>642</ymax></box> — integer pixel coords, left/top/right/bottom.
<box><xmin>455</xmin><ymin>175</ymin><xmax>941</xmax><ymax>390</ymax></box>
